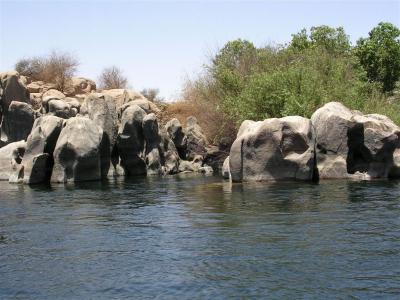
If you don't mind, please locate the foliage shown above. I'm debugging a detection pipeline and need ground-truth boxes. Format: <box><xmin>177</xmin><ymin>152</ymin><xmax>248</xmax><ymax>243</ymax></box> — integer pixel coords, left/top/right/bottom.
<box><xmin>354</xmin><ymin>22</ymin><xmax>400</xmax><ymax>92</ymax></box>
<box><xmin>183</xmin><ymin>23</ymin><xmax>400</xmax><ymax>145</ymax></box>
<box><xmin>98</xmin><ymin>66</ymin><xmax>128</xmax><ymax>90</ymax></box>
<box><xmin>15</xmin><ymin>51</ymin><xmax>79</xmax><ymax>92</ymax></box>
<box><xmin>141</xmin><ymin>88</ymin><xmax>164</xmax><ymax>102</ymax></box>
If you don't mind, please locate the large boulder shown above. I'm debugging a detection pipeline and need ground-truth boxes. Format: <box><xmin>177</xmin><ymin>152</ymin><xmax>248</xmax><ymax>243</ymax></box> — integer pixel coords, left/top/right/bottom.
<box><xmin>311</xmin><ymin>102</ymin><xmax>400</xmax><ymax>179</ymax></box>
<box><xmin>119</xmin><ymin>99</ymin><xmax>160</xmax><ymax>117</ymax></box>
<box><xmin>0</xmin><ymin>140</ymin><xmax>26</xmax><ymax>181</ymax></box>
<box><xmin>82</xmin><ymin>94</ymin><xmax>118</xmax><ymax>177</ymax></box>
<box><xmin>101</xmin><ymin>89</ymin><xmax>146</xmax><ymax>110</ymax></box>
<box><xmin>185</xmin><ymin>116</ymin><xmax>208</xmax><ymax>160</ymax></box>
<box><xmin>21</xmin><ymin>116</ymin><xmax>64</xmax><ymax>184</ymax></box>
<box><xmin>117</xmin><ymin>105</ymin><xmax>146</xmax><ymax>176</ymax></box>
<box><xmin>143</xmin><ymin>113</ymin><xmax>162</xmax><ymax>175</ymax></box>
<box><xmin>1</xmin><ymin>101</ymin><xmax>34</xmax><ymax>145</ymax></box>
<box><xmin>159</xmin><ymin>127</ymin><xmax>180</xmax><ymax>174</ymax></box>
<box><xmin>48</xmin><ymin>99</ymin><xmax>73</xmax><ymax>119</ymax></box>
<box><xmin>165</xmin><ymin>118</ymin><xmax>187</xmax><ymax>159</ymax></box>
<box><xmin>69</xmin><ymin>77</ymin><xmax>96</xmax><ymax>95</ymax></box>
<box><xmin>51</xmin><ymin>117</ymin><xmax>103</xmax><ymax>183</ymax></box>
<box><xmin>0</xmin><ymin>71</ymin><xmax>30</xmax><ymax>112</ymax></box>
<box><xmin>229</xmin><ymin>116</ymin><xmax>316</xmax><ymax>182</ymax></box>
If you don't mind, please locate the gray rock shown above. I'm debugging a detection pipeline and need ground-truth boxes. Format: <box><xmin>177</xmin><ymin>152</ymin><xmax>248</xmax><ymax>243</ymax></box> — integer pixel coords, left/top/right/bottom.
<box><xmin>229</xmin><ymin>116</ymin><xmax>315</xmax><ymax>182</ymax></box>
<box><xmin>48</xmin><ymin>99</ymin><xmax>72</xmax><ymax>119</ymax></box>
<box><xmin>51</xmin><ymin>117</ymin><xmax>103</xmax><ymax>183</ymax></box>
<box><xmin>159</xmin><ymin>127</ymin><xmax>180</xmax><ymax>174</ymax></box>
<box><xmin>0</xmin><ymin>140</ymin><xmax>26</xmax><ymax>181</ymax></box>
<box><xmin>222</xmin><ymin>156</ymin><xmax>230</xmax><ymax>179</ymax></box>
<box><xmin>0</xmin><ymin>71</ymin><xmax>30</xmax><ymax>113</ymax></box>
<box><xmin>1</xmin><ymin>101</ymin><xmax>34</xmax><ymax>144</ymax></box>
<box><xmin>117</xmin><ymin>105</ymin><xmax>146</xmax><ymax>176</ymax></box>
<box><xmin>22</xmin><ymin>116</ymin><xmax>64</xmax><ymax>184</ymax></box>
<box><xmin>185</xmin><ymin>116</ymin><xmax>207</xmax><ymax>160</ymax></box>
<box><xmin>311</xmin><ymin>102</ymin><xmax>400</xmax><ymax>179</ymax></box>
<box><xmin>83</xmin><ymin>94</ymin><xmax>118</xmax><ymax>177</ymax></box>
<box><xmin>143</xmin><ymin>113</ymin><xmax>162</xmax><ymax>175</ymax></box>
<box><xmin>165</xmin><ymin>118</ymin><xmax>187</xmax><ymax>159</ymax></box>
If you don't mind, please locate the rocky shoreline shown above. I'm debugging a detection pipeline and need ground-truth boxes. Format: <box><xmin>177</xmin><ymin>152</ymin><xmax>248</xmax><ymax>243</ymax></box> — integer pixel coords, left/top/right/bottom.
<box><xmin>1</xmin><ymin>71</ymin><xmax>400</xmax><ymax>185</ymax></box>
<box><xmin>223</xmin><ymin>102</ymin><xmax>400</xmax><ymax>182</ymax></box>
<box><xmin>0</xmin><ymin>71</ymin><xmax>222</xmax><ymax>184</ymax></box>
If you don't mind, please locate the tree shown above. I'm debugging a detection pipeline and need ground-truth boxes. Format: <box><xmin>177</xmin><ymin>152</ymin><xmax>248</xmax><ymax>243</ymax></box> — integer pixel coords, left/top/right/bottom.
<box><xmin>98</xmin><ymin>66</ymin><xmax>128</xmax><ymax>90</ymax></box>
<box><xmin>289</xmin><ymin>25</ymin><xmax>350</xmax><ymax>54</ymax></box>
<box><xmin>355</xmin><ymin>22</ymin><xmax>400</xmax><ymax>92</ymax></box>
<box><xmin>141</xmin><ymin>88</ymin><xmax>163</xmax><ymax>102</ymax></box>
<box><xmin>15</xmin><ymin>51</ymin><xmax>79</xmax><ymax>91</ymax></box>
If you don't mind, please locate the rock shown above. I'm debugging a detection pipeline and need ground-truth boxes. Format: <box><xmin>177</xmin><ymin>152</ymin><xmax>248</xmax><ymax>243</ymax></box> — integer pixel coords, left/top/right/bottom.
<box><xmin>82</xmin><ymin>94</ymin><xmax>118</xmax><ymax>177</ymax></box>
<box><xmin>178</xmin><ymin>160</ymin><xmax>199</xmax><ymax>173</ymax></box>
<box><xmin>119</xmin><ymin>99</ymin><xmax>161</xmax><ymax>117</ymax></box>
<box><xmin>48</xmin><ymin>99</ymin><xmax>72</xmax><ymax>119</ymax></box>
<box><xmin>42</xmin><ymin>89</ymin><xmax>65</xmax><ymax>100</ymax></box>
<box><xmin>165</xmin><ymin>118</ymin><xmax>187</xmax><ymax>159</ymax></box>
<box><xmin>51</xmin><ymin>117</ymin><xmax>103</xmax><ymax>183</ymax></box>
<box><xmin>198</xmin><ymin>165</ymin><xmax>214</xmax><ymax>174</ymax></box>
<box><xmin>311</xmin><ymin>102</ymin><xmax>400</xmax><ymax>179</ymax></box>
<box><xmin>117</xmin><ymin>105</ymin><xmax>146</xmax><ymax>176</ymax></box>
<box><xmin>1</xmin><ymin>101</ymin><xmax>34</xmax><ymax>144</ymax></box>
<box><xmin>143</xmin><ymin>113</ymin><xmax>162</xmax><ymax>175</ymax></box>
<box><xmin>229</xmin><ymin>116</ymin><xmax>316</xmax><ymax>182</ymax></box>
<box><xmin>0</xmin><ymin>71</ymin><xmax>30</xmax><ymax>112</ymax></box>
<box><xmin>222</xmin><ymin>156</ymin><xmax>230</xmax><ymax>179</ymax></box>
<box><xmin>0</xmin><ymin>140</ymin><xmax>26</xmax><ymax>181</ymax></box>
<box><xmin>101</xmin><ymin>89</ymin><xmax>130</xmax><ymax>109</ymax></box>
<box><xmin>185</xmin><ymin>116</ymin><xmax>207</xmax><ymax>160</ymax></box>
<box><xmin>63</xmin><ymin>97</ymin><xmax>81</xmax><ymax>111</ymax></box>
<box><xmin>70</xmin><ymin>77</ymin><xmax>96</xmax><ymax>95</ymax></box>
<box><xmin>27</xmin><ymin>81</ymin><xmax>56</xmax><ymax>94</ymax></box>
<box><xmin>30</xmin><ymin>93</ymin><xmax>42</xmax><ymax>110</ymax></box>
<box><xmin>101</xmin><ymin>89</ymin><xmax>149</xmax><ymax>111</ymax></box>
<box><xmin>22</xmin><ymin>116</ymin><xmax>64</xmax><ymax>184</ymax></box>
<box><xmin>203</xmin><ymin>145</ymin><xmax>229</xmax><ymax>173</ymax></box>
<box><xmin>159</xmin><ymin>127</ymin><xmax>180</xmax><ymax>174</ymax></box>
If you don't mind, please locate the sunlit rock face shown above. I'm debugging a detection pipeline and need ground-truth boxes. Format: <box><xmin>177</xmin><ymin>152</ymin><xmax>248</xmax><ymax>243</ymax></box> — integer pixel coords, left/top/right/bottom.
<box><xmin>229</xmin><ymin>116</ymin><xmax>316</xmax><ymax>182</ymax></box>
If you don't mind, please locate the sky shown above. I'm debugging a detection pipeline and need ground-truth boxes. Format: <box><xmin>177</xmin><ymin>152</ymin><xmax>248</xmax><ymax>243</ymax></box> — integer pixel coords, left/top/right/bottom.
<box><xmin>1</xmin><ymin>0</ymin><xmax>399</xmax><ymax>100</ymax></box>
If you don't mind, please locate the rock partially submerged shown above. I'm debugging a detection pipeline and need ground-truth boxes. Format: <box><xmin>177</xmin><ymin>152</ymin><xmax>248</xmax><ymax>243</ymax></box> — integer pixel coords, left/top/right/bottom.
<box><xmin>224</xmin><ymin>101</ymin><xmax>400</xmax><ymax>182</ymax></box>
<box><xmin>229</xmin><ymin>116</ymin><xmax>316</xmax><ymax>182</ymax></box>
<box><xmin>51</xmin><ymin>117</ymin><xmax>103</xmax><ymax>183</ymax></box>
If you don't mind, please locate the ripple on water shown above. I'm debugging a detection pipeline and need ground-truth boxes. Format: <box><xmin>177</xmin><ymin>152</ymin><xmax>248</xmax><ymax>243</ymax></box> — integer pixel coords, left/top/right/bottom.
<box><xmin>0</xmin><ymin>176</ymin><xmax>400</xmax><ymax>299</ymax></box>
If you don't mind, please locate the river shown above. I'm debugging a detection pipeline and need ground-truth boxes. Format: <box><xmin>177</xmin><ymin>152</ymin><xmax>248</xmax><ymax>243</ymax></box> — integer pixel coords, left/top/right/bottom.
<box><xmin>1</xmin><ymin>175</ymin><xmax>399</xmax><ymax>299</ymax></box>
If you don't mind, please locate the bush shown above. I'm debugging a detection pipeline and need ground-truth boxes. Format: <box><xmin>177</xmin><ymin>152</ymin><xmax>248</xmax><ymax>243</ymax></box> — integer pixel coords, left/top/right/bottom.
<box><xmin>15</xmin><ymin>51</ymin><xmax>79</xmax><ymax>92</ymax></box>
<box><xmin>182</xmin><ymin>23</ymin><xmax>399</xmax><ymax>145</ymax></box>
<box><xmin>98</xmin><ymin>66</ymin><xmax>128</xmax><ymax>90</ymax></box>
<box><xmin>141</xmin><ymin>88</ymin><xmax>164</xmax><ymax>102</ymax></box>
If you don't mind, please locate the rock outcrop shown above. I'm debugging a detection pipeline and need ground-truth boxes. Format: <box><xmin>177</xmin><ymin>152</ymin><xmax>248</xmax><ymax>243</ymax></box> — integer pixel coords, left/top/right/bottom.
<box><xmin>51</xmin><ymin>117</ymin><xmax>103</xmax><ymax>183</ymax></box>
<box><xmin>82</xmin><ymin>93</ymin><xmax>118</xmax><ymax>177</ymax></box>
<box><xmin>0</xmin><ymin>140</ymin><xmax>26</xmax><ymax>181</ymax></box>
<box><xmin>117</xmin><ymin>105</ymin><xmax>147</xmax><ymax>176</ymax></box>
<box><xmin>229</xmin><ymin>116</ymin><xmax>316</xmax><ymax>182</ymax></box>
<box><xmin>312</xmin><ymin>102</ymin><xmax>400</xmax><ymax>179</ymax></box>
<box><xmin>22</xmin><ymin>116</ymin><xmax>64</xmax><ymax>184</ymax></box>
<box><xmin>1</xmin><ymin>101</ymin><xmax>34</xmax><ymax>145</ymax></box>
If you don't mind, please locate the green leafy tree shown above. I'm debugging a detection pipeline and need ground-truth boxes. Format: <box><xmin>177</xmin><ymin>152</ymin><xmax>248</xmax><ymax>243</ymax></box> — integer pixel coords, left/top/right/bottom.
<box><xmin>355</xmin><ymin>22</ymin><xmax>400</xmax><ymax>92</ymax></box>
<box><xmin>289</xmin><ymin>25</ymin><xmax>350</xmax><ymax>54</ymax></box>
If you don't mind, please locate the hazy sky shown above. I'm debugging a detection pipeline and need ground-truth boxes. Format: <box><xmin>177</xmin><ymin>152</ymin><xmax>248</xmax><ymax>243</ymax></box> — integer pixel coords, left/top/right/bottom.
<box><xmin>1</xmin><ymin>0</ymin><xmax>399</xmax><ymax>99</ymax></box>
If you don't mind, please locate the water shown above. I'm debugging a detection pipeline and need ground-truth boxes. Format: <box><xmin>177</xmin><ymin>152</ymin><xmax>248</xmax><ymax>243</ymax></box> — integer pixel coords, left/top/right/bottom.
<box><xmin>0</xmin><ymin>175</ymin><xmax>399</xmax><ymax>299</ymax></box>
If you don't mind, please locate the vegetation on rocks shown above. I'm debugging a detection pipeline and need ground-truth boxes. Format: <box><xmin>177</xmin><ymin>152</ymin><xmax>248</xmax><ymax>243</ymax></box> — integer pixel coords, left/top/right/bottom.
<box><xmin>182</xmin><ymin>22</ymin><xmax>400</xmax><ymax>144</ymax></box>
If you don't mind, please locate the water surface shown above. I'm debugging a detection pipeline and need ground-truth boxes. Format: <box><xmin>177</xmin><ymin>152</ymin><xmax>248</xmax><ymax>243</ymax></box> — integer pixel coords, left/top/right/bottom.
<box><xmin>1</xmin><ymin>175</ymin><xmax>399</xmax><ymax>299</ymax></box>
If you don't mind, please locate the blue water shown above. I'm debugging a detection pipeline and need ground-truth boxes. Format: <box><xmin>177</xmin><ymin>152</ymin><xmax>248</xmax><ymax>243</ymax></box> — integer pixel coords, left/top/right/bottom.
<box><xmin>1</xmin><ymin>175</ymin><xmax>399</xmax><ymax>299</ymax></box>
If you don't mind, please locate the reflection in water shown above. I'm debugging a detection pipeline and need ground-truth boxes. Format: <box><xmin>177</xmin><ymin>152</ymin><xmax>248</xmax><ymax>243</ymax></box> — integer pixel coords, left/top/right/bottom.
<box><xmin>0</xmin><ymin>176</ymin><xmax>400</xmax><ymax>299</ymax></box>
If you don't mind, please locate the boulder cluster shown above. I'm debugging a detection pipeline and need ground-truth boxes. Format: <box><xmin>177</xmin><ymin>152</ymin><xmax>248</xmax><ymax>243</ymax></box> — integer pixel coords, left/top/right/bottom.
<box><xmin>0</xmin><ymin>71</ymin><xmax>214</xmax><ymax>184</ymax></box>
<box><xmin>223</xmin><ymin>102</ymin><xmax>400</xmax><ymax>182</ymax></box>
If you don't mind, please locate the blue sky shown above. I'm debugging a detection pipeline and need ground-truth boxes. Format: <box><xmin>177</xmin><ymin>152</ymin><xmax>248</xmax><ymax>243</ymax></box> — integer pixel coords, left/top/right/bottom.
<box><xmin>1</xmin><ymin>1</ymin><xmax>399</xmax><ymax>99</ymax></box>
